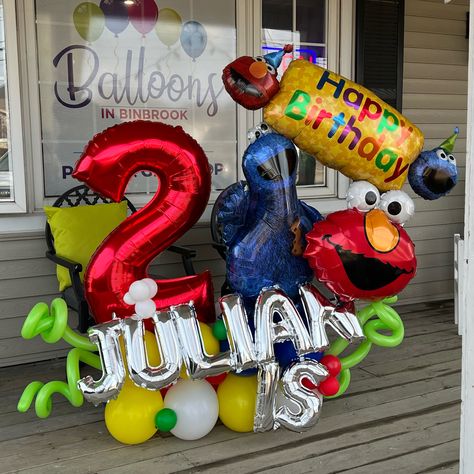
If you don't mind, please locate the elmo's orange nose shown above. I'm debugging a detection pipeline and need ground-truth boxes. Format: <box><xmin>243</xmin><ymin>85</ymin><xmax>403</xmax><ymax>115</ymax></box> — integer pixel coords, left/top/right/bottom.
<box><xmin>365</xmin><ymin>209</ymin><xmax>399</xmax><ymax>253</ymax></box>
<box><xmin>249</xmin><ymin>61</ymin><xmax>268</xmax><ymax>79</ymax></box>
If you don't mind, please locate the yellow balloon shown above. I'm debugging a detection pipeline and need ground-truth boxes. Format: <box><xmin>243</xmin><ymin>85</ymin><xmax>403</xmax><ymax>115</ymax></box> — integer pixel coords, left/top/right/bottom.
<box><xmin>119</xmin><ymin>329</ymin><xmax>161</xmax><ymax>374</ymax></box>
<box><xmin>217</xmin><ymin>373</ymin><xmax>257</xmax><ymax>432</ymax></box>
<box><xmin>179</xmin><ymin>322</ymin><xmax>220</xmax><ymax>379</ymax></box>
<box><xmin>264</xmin><ymin>60</ymin><xmax>424</xmax><ymax>191</ymax></box>
<box><xmin>73</xmin><ymin>2</ymin><xmax>105</xmax><ymax>43</ymax></box>
<box><xmin>155</xmin><ymin>8</ymin><xmax>182</xmax><ymax>47</ymax></box>
<box><xmin>105</xmin><ymin>379</ymin><xmax>163</xmax><ymax>444</ymax></box>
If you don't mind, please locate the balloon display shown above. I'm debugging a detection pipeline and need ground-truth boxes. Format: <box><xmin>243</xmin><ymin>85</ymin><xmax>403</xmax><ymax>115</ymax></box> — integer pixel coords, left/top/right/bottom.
<box><xmin>72</xmin><ymin>121</ymin><xmax>215</xmax><ymax>325</ymax></box>
<box><xmin>73</xmin><ymin>2</ymin><xmax>105</xmax><ymax>42</ymax></box>
<box><xmin>304</xmin><ymin>181</ymin><xmax>417</xmax><ymax>301</ymax></box>
<box><xmin>263</xmin><ymin>60</ymin><xmax>424</xmax><ymax>191</ymax></box>
<box><xmin>180</xmin><ymin>21</ymin><xmax>207</xmax><ymax>61</ymax></box>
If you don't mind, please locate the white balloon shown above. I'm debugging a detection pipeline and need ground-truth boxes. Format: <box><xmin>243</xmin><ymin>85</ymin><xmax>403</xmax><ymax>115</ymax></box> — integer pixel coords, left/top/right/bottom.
<box><xmin>129</xmin><ymin>281</ymin><xmax>151</xmax><ymax>302</ymax></box>
<box><xmin>142</xmin><ymin>278</ymin><xmax>158</xmax><ymax>298</ymax></box>
<box><xmin>123</xmin><ymin>292</ymin><xmax>134</xmax><ymax>305</ymax></box>
<box><xmin>134</xmin><ymin>299</ymin><xmax>157</xmax><ymax>317</ymax></box>
<box><xmin>164</xmin><ymin>379</ymin><xmax>218</xmax><ymax>440</ymax></box>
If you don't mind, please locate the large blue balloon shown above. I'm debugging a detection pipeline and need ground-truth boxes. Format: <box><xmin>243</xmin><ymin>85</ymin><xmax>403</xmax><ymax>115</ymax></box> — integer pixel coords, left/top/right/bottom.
<box><xmin>214</xmin><ymin>131</ymin><xmax>323</xmax><ymax>313</ymax></box>
<box><xmin>180</xmin><ymin>21</ymin><xmax>207</xmax><ymax>61</ymax></box>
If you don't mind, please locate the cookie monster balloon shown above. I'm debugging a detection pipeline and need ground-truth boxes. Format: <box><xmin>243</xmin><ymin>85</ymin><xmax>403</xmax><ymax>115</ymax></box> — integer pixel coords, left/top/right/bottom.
<box><xmin>408</xmin><ymin>128</ymin><xmax>458</xmax><ymax>200</ymax></box>
<box><xmin>213</xmin><ymin>126</ymin><xmax>323</xmax><ymax>368</ymax></box>
<box><xmin>214</xmin><ymin>129</ymin><xmax>322</xmax><ymax>307</ymax></box>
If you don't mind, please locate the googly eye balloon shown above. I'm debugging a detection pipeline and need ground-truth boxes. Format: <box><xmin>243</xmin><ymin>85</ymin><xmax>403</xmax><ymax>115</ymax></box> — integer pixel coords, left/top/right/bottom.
<box><xmin>379</xmin><ymin>190</ymin><xmax>414</xmax><ymax>225</ymax></box>
<box><xmin>346</xmin><ymin>181</ymin><xmax>380</xmax><ymax>212</ymax></box>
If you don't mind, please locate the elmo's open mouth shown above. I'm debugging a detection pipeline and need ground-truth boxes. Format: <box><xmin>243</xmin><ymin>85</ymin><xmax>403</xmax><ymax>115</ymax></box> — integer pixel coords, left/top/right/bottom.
<box><xmin>223</xmin><ymin>67</ymin><xmax>263</xmax><ymax>98</ymax></box>
<box><xmin>323</xmin><ymin>235</ymin><xmax>414</xmax><ymax>291</ymax></box>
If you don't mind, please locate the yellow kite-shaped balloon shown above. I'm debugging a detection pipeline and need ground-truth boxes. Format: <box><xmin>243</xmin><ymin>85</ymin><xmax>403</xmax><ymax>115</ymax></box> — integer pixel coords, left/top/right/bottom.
<box><xmin>222</xmin><ymin>48</ymin><xmax>424</xmax><ymax>191</ymax></box>
<box><xmin>264</xmin><ymin>60</ymin><xmax>424</xmax><ymax>191</ymax></box>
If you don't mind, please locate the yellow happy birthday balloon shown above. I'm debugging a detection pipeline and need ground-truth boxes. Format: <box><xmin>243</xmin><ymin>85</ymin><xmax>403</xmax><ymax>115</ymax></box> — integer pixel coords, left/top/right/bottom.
<box><xmin>264</xmin><ymin>60</ymin><xmax>424</xmax><ymax>191</ymax></box>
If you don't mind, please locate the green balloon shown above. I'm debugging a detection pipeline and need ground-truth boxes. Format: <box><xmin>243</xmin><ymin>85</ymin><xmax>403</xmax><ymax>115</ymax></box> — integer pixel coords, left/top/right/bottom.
<box><xmin>155</xmin><ymin>408</ymin><xmax>178</xmax><ymax>432</ymax></box>
<box><xmin>73</xmin><ymin>2</ymin><xmax>105</xmax><ymax>43</ymax></box>
<box><xmin>212</xmin><ymin>320</ymin><xmax>228</xmax><ymax>342</ymax></box>
<box><xmin>155</xmin><ymin>8</ymin><xmax>182</xmax><ymax>47</ymax></box>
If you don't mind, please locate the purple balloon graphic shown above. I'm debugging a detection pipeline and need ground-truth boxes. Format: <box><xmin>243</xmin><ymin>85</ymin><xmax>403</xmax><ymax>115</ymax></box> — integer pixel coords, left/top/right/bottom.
<box><xmin>180</xmin><ymin>21</ymin><xmax>207</xmax><ymax>61</ymax></box>
<box><xmin>100</xmin><ymin>0</ymin><xmax>129</xmax><ymax>37</ymax></box>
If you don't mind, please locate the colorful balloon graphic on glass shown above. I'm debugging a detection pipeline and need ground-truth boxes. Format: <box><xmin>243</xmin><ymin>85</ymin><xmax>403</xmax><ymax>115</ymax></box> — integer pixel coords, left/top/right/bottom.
<box><xmin>72</xmin><ymin>0</ymin><xmax>207</xmax><ymax>60</ymax></box>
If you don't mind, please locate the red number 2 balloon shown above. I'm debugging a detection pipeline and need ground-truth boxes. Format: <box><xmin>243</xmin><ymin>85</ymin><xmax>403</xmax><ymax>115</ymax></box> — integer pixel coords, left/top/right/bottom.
<box><xmin>73</xmin><ymin>121</ymin><xmax>215</xmax><ymax>325</ymax></box>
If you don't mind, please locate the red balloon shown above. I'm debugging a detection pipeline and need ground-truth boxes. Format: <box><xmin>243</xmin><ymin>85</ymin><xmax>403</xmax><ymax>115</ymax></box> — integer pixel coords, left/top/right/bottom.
<box><xmin>73</xmin><ymin>121</ymin><xmax>215</xmax><ymax>325</ymax></box>
<box><xmin>206</xmin><ymin>372</ymin><xmax>228</xmax><ymax>387</ymax></box>
<box><xmin>128</xmin><ymin>0</ymin><xmax>158</xmax><ymax>36</ymax></box>
<box><xmin>320</xmin><ymin>355</ymin><xmax>341</xmax><ymax>377</ymax></box>
<box><xmin>304</xmin><ymin>208</ymin><xmax>416</xmax><ymax>301</ymax></box>
<box><xmin>301</xmin><ymin>377</ymin><xmax>318</xmax><ymax>391</ymax></box>
<box><xmin>318</xmin><ymin>376</ymin><xmax>340</xmax><ymax>397</ymax></box>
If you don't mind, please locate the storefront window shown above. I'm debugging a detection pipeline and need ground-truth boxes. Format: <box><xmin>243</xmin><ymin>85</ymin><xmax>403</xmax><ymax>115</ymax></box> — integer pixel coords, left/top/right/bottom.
<box><xmin>35</xmin><ymin>0</ymin><xmax>237</xmax><ymax>197</ymax></box>
<box><xmin>262</xmin><ymin>0</ymin><xmax>327</xmax><ymax>188</ymax></box>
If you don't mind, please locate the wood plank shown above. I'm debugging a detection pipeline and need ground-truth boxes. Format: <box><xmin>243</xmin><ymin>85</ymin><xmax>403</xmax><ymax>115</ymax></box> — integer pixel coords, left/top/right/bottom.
<box><xmin>406</xmin><ymin>1</ymin><xmax>468</xmax><ymax>21</ymax></box>
<box><xmin>405</xmin><ymin>32</ymin><xmax>468</xmax><ymax>51</ymax></box>
<box><xmin>405</xmin><ymin>48</ymin><xmax>468</xmax><ymax>66</ymax></box>
<box><xmin>403</xmin><ymin>78</ymin><xmax>467</xmax><ymax>95</ymax></box>
<box><xmin>405</xmin><ymin>16</ymin><xmax>467</xmax><ymax>36</ymax></box>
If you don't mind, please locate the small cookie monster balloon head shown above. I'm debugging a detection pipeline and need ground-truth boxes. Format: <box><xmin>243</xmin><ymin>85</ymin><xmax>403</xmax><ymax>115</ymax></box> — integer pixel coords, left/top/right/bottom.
<box><xmin>408</xmin><ymin>127</ymin><xmax>458</xmax><ymax>200</ymax></box>
<box><xmin>242</xmin><ymin>130</ymin><xmax>298</xmax><ymax>193</ymax></box>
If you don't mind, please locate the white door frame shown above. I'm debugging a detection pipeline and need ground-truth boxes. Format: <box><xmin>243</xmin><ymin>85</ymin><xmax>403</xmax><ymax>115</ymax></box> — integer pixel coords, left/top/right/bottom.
<box><xmin>460</xmin><ymin>2</ymin><xmax>474</xmax><ymax>472</ymax></box>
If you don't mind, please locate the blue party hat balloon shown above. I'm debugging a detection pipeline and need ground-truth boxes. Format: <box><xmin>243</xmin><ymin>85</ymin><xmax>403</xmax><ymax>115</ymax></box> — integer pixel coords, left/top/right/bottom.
<box><xmin>263</xmin><ymin>44</ymin><xmax>293</xmax><ymax>69</ymax></box>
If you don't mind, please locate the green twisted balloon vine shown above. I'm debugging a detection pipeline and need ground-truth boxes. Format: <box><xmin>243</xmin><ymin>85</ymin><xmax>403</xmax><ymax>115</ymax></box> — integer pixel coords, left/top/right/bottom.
<box><xmin>17</xmin><ymin>298</ymin><xmax>101</xmax><ymax>418</ymax></box>
<box><xmin>326</xmin><ymin>296</ymin><xmax>403</xmax><ymax>398</ymax></box>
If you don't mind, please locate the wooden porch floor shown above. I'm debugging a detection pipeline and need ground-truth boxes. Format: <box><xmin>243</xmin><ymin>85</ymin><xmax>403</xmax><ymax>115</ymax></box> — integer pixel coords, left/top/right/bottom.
<box><xmin>0</xmin><ymin>300</ymin><xmax>461</xmax><ymax>473</ymax></box>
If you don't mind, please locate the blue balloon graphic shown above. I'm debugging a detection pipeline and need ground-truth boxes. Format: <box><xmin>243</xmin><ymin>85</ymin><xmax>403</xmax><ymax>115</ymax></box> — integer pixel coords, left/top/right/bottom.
<box><xmin>100</xmin><ymin>0</ymin><xmax>129</xmax><ymax>37</ymax></box>
<box><xmin>180</xmin><ymin>20</ymin><xmax>207</xmax><ymax>61</ymax></box>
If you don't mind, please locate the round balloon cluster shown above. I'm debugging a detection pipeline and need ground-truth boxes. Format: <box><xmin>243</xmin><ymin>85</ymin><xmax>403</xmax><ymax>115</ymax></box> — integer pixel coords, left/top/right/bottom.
<box><xmin>16</xmin><ymin>49</ymin><xmax>459</xmax><ymax>447</ymax></box>
<box><xmin>73</xmin><ymin>1</ymin><xmax>207</xmax><ymax>60</ymax></box>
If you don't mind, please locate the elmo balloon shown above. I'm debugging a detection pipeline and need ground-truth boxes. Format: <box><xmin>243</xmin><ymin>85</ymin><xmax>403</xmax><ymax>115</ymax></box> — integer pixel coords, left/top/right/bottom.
<box><xmin>304</xmin><ymin>181</ymin><xmax>417</xmax><ymax>301</ymax></box>
<box><xmin>222</xmin><ymin>44</ymin><xmax>293</xmax><ymax>110</ymax></box>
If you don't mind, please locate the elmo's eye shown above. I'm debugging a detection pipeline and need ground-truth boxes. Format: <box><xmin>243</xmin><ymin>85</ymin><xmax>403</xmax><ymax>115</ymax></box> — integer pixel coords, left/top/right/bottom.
<box><xmin>379</xmin><ymin>190</ymin><xmax>414</xmax><ymax>225</ymax></box>
<box><xmin>448</xmin><ymin>154</ymin><xmax>456</xmax><ymax>165</ymax></box>
<box><xmin>436</xmin><ymin>149</ymin><xmax>448</xmax><ymax>160</ymax></box>
<box><xmin>347</xmin><ymin>181</ymin><xmax>380</xmax><ymax>212</ymax></box>
<box><xmin>266</xmin><ymin>64</ymin><xmax>276</xmax><ymax>75</ymax></box>
<box><xmin>254</xmin><ymin>56</ymin><xmax>265</xmax><ymax>62</ymax></box>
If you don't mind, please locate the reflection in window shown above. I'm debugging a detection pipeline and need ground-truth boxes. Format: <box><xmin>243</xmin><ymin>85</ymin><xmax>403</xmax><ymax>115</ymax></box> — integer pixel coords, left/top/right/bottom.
<box><xmin>0</xmin><ymin>1</ymin><xmax>11</xmax><ymax>201</ymax></box>
<box><xmin>262</xmin><ymin>0</ymin><xmax>327</xmax><ymax>187</ymax></box>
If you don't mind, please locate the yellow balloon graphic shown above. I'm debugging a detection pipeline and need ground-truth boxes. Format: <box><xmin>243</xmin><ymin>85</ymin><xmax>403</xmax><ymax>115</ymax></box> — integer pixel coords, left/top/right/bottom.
<box><xmin>105</xmin><ymin>379</ymin><xmax>164</xmax><ymax>444</ymax></box>
<box><xmin>155</xmin><ymin>8</ymin><xmax>182</xmax><ymax>47</ymax></box>
<box><xmin>217</xmin><ymin>373</ymin><xmax>257</xmax><ymax>432</ymax></box>
<box><xmin>73</xmin><ymin>2</ymin><xmax>105</xmax><ymax>43</ymax></box>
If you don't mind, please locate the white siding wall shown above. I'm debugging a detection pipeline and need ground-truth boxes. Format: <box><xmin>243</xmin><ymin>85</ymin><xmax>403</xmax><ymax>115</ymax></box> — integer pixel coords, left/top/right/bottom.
<box><xmin>399</xmin><ymin>0</ymin><xmax>468</xmax><ymax>302</ymax></box>
<box><xmin>0</xmin><ymin>0</ymin><xmax>469</xmax><ymax>366</ymax></box>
